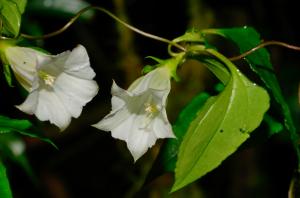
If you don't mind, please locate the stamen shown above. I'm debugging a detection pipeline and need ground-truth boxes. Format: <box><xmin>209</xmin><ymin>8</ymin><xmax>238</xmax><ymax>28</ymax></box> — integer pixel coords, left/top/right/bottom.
<box><xmin>144</xmin><ymin>102</ymin><xmax>159</xmax><ymax>114</ymax></box>
<box><xmin>139</xmin><ymin>102</ymin><xmax>159</xmax><ymax>130</ymax></box>
<box><xmin>38</xmin><ymin>70</ymin><xmax>56</xmax><ymax>86</ymax></box>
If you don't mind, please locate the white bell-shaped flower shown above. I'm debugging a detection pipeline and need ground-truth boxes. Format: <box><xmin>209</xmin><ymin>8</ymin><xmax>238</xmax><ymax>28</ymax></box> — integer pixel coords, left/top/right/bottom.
<box><xmin>93</xmin><ymin>66</ymin><xmax>175</xmax><ymax>161</ymax></box>
<box><xmin>4</xmin><ymin>45</ymin><xmax>99</xmax><ymax>131</ymax></box>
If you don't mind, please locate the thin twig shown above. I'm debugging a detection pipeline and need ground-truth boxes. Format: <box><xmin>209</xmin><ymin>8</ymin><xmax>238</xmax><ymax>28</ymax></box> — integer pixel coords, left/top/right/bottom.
<box><xmin>229</xmin><ymin>40</ymin><xmax>300</xmax><ymax>61</ymax></box>
<box><xmin>20</xmin><ymin>6</ymin><xmax>186</xmax><ymax>52</ymax></box>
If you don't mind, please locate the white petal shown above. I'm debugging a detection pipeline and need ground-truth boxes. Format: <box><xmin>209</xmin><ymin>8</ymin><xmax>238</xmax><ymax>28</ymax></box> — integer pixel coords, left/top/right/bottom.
<box><xmin>111</xmin><ymin>96</ymin><xmax>125</xmax><ymax>112</ymax></box>
<box><xmin>16</xmin><ymin>90</ymin><xmax>39</xmax><ymax>114</ymax></box>
<box><xmin>54</xmin><ymin>72</ymin><xmax>98</xmax><ymax>109</ymax></box>
<box><xmin>53</xmin><ymin>85</ymin><xmax>82</xmax><ymax>118</ymax></box>
<box><xmin>128</xmin><ymin>72</ymin><xmax>153</xmax><ymax>94</ymax></box>
<box><xmin>63</xmin><ymin>45</ymin><xmax>96</xmax><ymax>79</ymax></box>
<box><xmin>128</xmin><ymin>67</ymin><xmax>170</xmax><ymax>94</ymax></box>
<box><xmin>148</xmin><ymin>88</ymin><xmax>170</xmax><ymax>108</ymax></box>
<box><xmin>148</xmin><ymin>67</ymin><xmax>171</xmax><ymax>90</ymax></box>
<box><xmin>127</xmin><ymin>124</ymin><xmax>157</xmax><ymax>162</ymax></box>
<box><xmin>111</xmin><ymin>80</ymin><xmax>131</xmax><ymax>100</ymax></box>
<box><xmin>34</xmin><ymin>89</ymin><xmax>71</xmax><ymax>131</ymax></box>
<box><xmin>110</xmin><ymin>114</ymin><xmax>137</xmax><ymax>141</ymax></box>
<box><xmin>92</xmin><ymin>107</ymin><xmax>130</xmax><ymax>132</ymax></box>
<box><xmin>153</xmin><ymin>114</ymin><xmax>175</xmax><ymax>138</ymax></box>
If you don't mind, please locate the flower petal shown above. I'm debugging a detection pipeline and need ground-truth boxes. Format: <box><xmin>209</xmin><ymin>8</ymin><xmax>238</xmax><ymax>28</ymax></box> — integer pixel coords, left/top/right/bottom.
<box><xmin>16</xmin><ymin>90</ymin><xmax>39</xmax><ymax>114</ymax></box>
<box><xmin>63</xmin><ymin>45</ymin><xmax>96</xmax><ymax>79</ymax></box>
<box><xmin>34</xmin><ymin>89</ymin><xmax>71</xmax><ymax>131</ymax></box>
<box><xmin>92</xmin><ymin>107</ymin><xmax>130</xmax><ymax>132</ymax></box>
<box><xmin>128</xmin><ymin>67</ymin><xmax>170</xmax><ymax>94</ymax></box>
<box><xmin>153</xmin><ymin>113</ymin><xmax>175</xmax><ymax>138</ymax></box>
<box><xmin>111</xmin><ymin>96</ymin><xmax>125</xmax><ymax>112</ymax></box>
<box><xmin>110</xmin><ymin>114</ymin><xmax>137</xmax><ymax>141</ymax></box>
<box><xmin>127</xmin><ymin>122</ymin><xmax>157</xmax><ymax>162</ymax></box>
<box><xmin>54</xmin><ymin>72</ymin><xmax>98</xmax><ymax>112</ymax></box>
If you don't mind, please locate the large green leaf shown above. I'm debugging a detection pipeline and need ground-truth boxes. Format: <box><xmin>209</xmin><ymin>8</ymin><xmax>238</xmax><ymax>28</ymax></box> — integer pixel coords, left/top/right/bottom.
<box><xmin>0</xmin><ymin>0</ymin><xmax>27</xmax><ymax>37</ymax></box>
<box><xmin>210</xmin><ymin>27</ymin><xmax>298</xmax><ymax>157</ymax></box>
<box><xmin>162</xmin><ymin>92</ymin><xmax>211</xmax><ymax>172</ymax></box>
<box><xmin>0</xmin><ymin>160</ymin><xmax>12</xmax><ymax>198</ymax></box>
<box><xmin>172</xmin><ymin>49</ymin><xmax>269</xmax><ymax>192</ymax></box>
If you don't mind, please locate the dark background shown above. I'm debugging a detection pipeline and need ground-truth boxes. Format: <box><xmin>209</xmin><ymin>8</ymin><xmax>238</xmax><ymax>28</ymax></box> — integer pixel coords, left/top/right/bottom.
<box><xmin>1</xmin><ymin>0</ymin><xmax>300</xmax><ymax>197</ymax></box>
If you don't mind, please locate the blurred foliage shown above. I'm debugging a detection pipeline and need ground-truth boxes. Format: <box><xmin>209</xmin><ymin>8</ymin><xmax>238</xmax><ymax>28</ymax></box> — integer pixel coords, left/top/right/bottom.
<box><xmin>0</xmin><ymin>160</ymin><xmax>12</xmax><ymax>198</ymax></box>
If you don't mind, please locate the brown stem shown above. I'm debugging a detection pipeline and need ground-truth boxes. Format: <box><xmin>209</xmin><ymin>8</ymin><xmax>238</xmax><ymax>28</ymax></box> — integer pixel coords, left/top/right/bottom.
<box><xmin>229</xmin><ymin>40</ymin><xmax>300</xmax><ymax>61</ymax></box>
<box><xmin>20</xmin><ymin>6</ymin><xmax>186</xmax><ymax>52</ymax></box>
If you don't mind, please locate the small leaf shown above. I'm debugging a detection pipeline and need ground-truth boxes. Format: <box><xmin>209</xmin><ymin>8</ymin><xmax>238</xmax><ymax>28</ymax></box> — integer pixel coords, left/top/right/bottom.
<box><xmin>0</xmin><ymin>0</ymin><xmax>27</xmax><ymax>37</ymax></box>
<box><xmin>16</xmin><ymin>128</ymin><xmax>58</xmax><ymax>149</ymax></box>
<box><xmin>0</xmin><ymin>115</ymin><xmax>32</xmax><ymax>133</ymax></box>
<box><xmin>172</xmin><ymin>50</ymin><xmax>270</xmax><ymax>192</ymax></box>
<box><xmin>0</xmin><ymin>160</ymin><xmax>13</xmax><ymax>198</ymax></box>
<box><xmin>0</xmin><ymin>115</ymin><xmax>57</xmax><ymax>149</ymax></box>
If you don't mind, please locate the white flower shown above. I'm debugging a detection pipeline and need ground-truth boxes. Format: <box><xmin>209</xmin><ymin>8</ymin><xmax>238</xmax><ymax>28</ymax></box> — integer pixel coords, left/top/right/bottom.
<box><xmin>93</xmin><ymin>67</ymin><xmax>175</xmax><ymax>161</ymax></box>
<box><xmin>4</xmin><ymin>45</ymin><xmax>99</xmax><ymax>131</ymax></box>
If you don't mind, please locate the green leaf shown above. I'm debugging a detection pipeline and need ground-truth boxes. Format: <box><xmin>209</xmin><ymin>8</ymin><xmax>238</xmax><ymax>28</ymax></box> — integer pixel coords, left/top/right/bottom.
<box><xmin>172</xmin><ymin>50</ymin><xmax>270</xmax><ymax>192</ymax></box>
<box><xmin>11</xmin><ymin>0</ymin><xmax>27</xmax><ymax>14</ymax></box>
<box><xmin>162</xmin><ymin>92</ymin><xmax>211</xmax><ymax>172</ymax></box>
<box><xmin>0</xmin><ymin>0</ymin><xmax>27</xmax><ymax>37</ymax></box>
<box><xmin>26</xmin><ymin>0</ymin><xmax>94</xmax><ymax>20</ymax></box>
<box><xmin>0</xmin><ymin>160</ymin><xmax>12</xmax><ymax>198</ymax></box>
<box><xmin>16</xmin><ymin>128</ymin><xmax>58</xmax><ymax>149</ymax></box>
<box><xmin>0</xmin><ymin>115</ymin><xmax>32</xmax><ymax>133</ymax></box>
<box><xmin>0</xmin><ymin>115</ymin><xmax>57</xmax><ymax>149</ymax></box>
<box><xmin>210</xmin><ymin>27</ymin><xmax>299</xmax><ymax>160</ymax></box>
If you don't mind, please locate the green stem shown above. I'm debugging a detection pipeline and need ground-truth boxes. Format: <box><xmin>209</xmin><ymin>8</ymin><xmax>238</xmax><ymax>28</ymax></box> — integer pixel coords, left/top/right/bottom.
<box><xmin>20</xmin><ymin>6</ymin><xmax>186</xmax><ymax>52</ymax></box>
